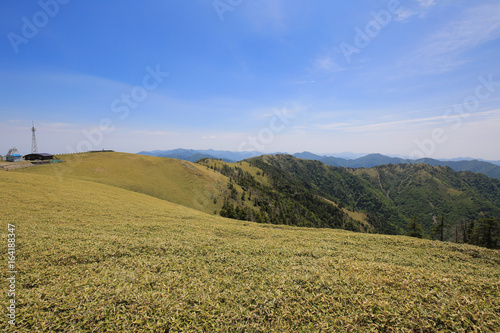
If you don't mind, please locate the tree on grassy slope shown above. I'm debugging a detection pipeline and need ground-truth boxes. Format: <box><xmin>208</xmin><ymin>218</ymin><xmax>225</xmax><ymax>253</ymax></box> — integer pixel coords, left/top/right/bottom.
<box><xmin>431</xmin><ymin>216</ymin><xmax>449</xmax><ymax>242</ymax></box>
<box><xmin>407</xmin><ymin>216</ymin><xmax>424</xmax><ymax>238</ymax></box>
<box><xmin>472</xmin><ymin>218</ymin><xmax>500</xmax><ymax>249</ymax></box>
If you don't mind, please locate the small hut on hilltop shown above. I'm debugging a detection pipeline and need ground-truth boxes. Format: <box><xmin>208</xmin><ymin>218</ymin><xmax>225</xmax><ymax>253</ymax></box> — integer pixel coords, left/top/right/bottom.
<box><xmin>23</xmin><ymin>153</ymin><xmax>55</xmax><ymax>161</ymax></box>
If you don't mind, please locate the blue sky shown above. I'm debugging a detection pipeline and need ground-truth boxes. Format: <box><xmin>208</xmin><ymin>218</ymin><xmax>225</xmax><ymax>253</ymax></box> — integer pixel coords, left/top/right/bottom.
<box><xmin>1</xmin><ymin>0</ymin><xmax>500</xmax><ymax>159</ymax></box>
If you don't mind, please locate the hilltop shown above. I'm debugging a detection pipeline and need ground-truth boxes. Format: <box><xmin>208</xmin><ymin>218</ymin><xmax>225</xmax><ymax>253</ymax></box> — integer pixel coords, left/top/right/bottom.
<box><xmin>15</xmin><ymin>152</ymin><xmax>373</xmax><ymax>233</ymax></box>
<box><xmin>1</xmin><ymin>170</ymin><xmax>499</xmax><ymax>331</ymax></box>
<box><xmin>13</xmin><ymin>152</ymin><xmax>229</xmax><ymax>215</ymax></box>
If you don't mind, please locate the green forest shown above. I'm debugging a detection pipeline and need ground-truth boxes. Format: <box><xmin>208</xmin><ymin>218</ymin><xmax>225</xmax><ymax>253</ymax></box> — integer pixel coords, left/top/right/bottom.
<box><xmin>198</xmin><ymin>155</ymin><xmax>500</xmax><ymax>249</ymax></box>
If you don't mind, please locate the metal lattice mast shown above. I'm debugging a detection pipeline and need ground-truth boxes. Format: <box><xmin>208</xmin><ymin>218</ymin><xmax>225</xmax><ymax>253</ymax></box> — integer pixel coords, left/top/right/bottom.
<box><xmin>31</xmin><ymin>122</ymin><xmax>38</xmax><ymax>154</ymax></box>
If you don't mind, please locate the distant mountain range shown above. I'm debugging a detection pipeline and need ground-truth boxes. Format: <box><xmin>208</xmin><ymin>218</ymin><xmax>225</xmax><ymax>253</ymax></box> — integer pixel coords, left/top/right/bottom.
<box><xmin>138</xmin><ymin>149</ymin><xmax>500</xmax><ymax>179</ymax></box>
<box><xmin>138</xmin><ymin>149</ymin><xmax>262</xmax><ymax>163</ymax></box>
<box><xmin>292</xmin><ymin>152</ymin><xmax>500</xmax><ymax>180</ymax></box>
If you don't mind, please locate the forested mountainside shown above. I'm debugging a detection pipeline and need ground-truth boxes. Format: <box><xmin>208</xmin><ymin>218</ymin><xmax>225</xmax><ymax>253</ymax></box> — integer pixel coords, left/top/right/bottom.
<box><xmin>199</xmin><ymin>155</ymin><xmax>500</xmax><ymax>247</ymax></box>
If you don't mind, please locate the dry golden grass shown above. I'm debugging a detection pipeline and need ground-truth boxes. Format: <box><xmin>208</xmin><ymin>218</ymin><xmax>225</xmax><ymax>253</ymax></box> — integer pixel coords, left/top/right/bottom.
<box><xmin>1</xmin><ymin>170</ymin><xmax>499</xmax><ymax>332</ymax></box>
<box><xmin>14</xmin><ymin>152</ymin><xmax>228</xmax><ymax>214</ymax></box>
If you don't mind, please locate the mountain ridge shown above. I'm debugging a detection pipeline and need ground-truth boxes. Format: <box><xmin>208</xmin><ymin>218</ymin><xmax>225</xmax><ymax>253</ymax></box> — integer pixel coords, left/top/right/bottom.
<box><xmin>138</xmin><ymin>149</ymin><xmax>500</xmax><ymax>179</ymax></box>
<box><xmin>198</xmin><ymin>154</ymin><xmax>500</xmax><ymax>243</ymax></box>
<box><xmin>138</xmin><ymin>148</ymin><xmax>261</xmax><ymax>163</ymax></box>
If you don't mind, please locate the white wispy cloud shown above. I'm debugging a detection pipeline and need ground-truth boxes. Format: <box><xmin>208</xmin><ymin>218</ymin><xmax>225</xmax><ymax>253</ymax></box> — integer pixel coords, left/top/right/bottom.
<box><xmin>316</xmin><ymin>122</ymin><xmax>352</xmax><ymax>131</ymax></box>
<box><xmin>317</xmin><ymin>109</ymin><xmax>500</xmax><ymax>133</ymax></box>
<box><xmin>394</xmin><ymin>0</ymin><xmax>437</xmax><ymax>22</ymax></box>
<box><xmin>416</xmin><ymin>0</ymin><xmax>436</xmax><ymax>9</ymax></box>
<box><xmin>243</xmin><ymin>0</ymin><xmax>289</xmax><ymax>35</ymax></box>
<box><xmin>40</xmin><ymin>122</ymin><xmax>78</xmax><ymax>129</ymax></box>
<box><xmin>309</xmin><ymin>55</ymin><xmax>346</xmax><ymax>78</ymax></box>
<box><xmin>291</xmin><ymin>80</ymin><xmax>316</xmax><ymax>85</ymax></box>
<box><xmin>133</xmin><ymin>130</ymin><xmax>176</xmax><ymax>137</ymax></box>
<box><xmin>253</xmin><ymin>103</ymin><xmax>305</xmax><ymax>120</ymax></box>
<box><xmin>314</xmin><ymin>56</ymin><xmax>340</xmax><ymax>72</ymax></box>
<box><xmin>0</xmin><ymin>121</ymin><xmax>81</xmax><ymax>134</ymax></box>
<box><xmin>393</xmin><ymin>9</ymin><xmax>417</xmax><ymax>22</ymax></box>
<box><xmin>411</xmin><ymin>2</ymin><xmax>500</xmax><ymax>73</ymax></box>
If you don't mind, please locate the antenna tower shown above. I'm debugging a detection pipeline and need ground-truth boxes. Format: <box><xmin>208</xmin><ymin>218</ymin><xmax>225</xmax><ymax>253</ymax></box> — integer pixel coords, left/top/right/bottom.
<box><xmin>31</xmin><ymin>122</ymin><xmax>38</xmax><ymax>154</ymax></box>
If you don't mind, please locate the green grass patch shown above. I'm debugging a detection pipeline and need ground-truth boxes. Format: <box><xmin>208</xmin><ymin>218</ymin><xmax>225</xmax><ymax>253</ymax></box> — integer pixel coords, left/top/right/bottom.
<box><xmin>447</xmin><ymin>188</ymin><xmax>463</xmax><ymax>196</ymax></box>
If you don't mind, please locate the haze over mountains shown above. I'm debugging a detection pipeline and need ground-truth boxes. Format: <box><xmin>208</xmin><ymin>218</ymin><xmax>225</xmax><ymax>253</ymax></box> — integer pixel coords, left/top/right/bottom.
<box><xmin>138</xmin><ymin>149</ymin><xmax>262</xmax><ymax>163</ymax></box>
<box><xmin>139</xmin><ymin>149</ymin><xmax>500</xmax><ymax>179</ymax></box>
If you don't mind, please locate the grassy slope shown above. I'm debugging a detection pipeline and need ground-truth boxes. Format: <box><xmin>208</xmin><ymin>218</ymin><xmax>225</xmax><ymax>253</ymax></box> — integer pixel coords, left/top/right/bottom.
<box><xmin>1</xmin><ymin>171</ymin><xmax>499</xmax><ymax>331</ymax></box>
<box><xmin>13</xmin><ymin>152</ymin><xmax>228</xmax><ymax>214</ymax></box>
<box><xmin>201</xmin><ymin>159</ymin><xmax>271</xmax><ymax>185</ymax></box>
